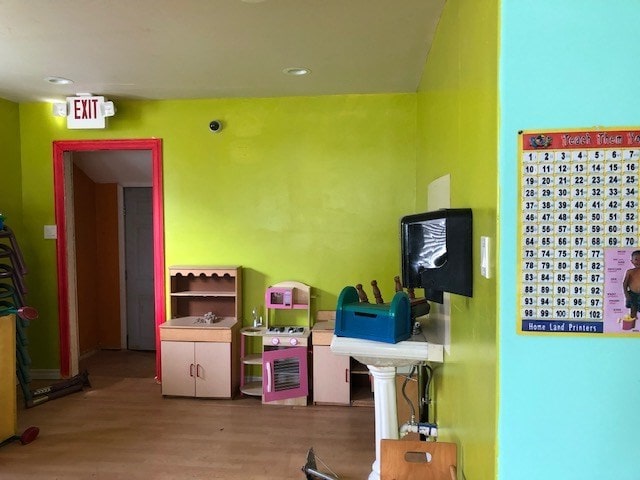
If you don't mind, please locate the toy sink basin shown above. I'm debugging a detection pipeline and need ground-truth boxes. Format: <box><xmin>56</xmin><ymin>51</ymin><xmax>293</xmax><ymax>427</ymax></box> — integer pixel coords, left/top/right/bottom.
<box><xmin>160</xmin><ymin>317</ymin><xmax>238</xmax><ymax>342</ymax></box>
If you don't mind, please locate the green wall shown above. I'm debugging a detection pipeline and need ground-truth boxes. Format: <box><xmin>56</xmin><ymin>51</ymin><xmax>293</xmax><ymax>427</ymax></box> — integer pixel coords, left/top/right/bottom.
<box><xmin>0</xmin><ymin>98</ymin><xmax>22</xmax><ymax>234</ymax></box>
<box><xmin>18</xmin><ymin>94</ymin><xmax>418</xmax><ymax>368</ymax></box>
<box><xmin>416</xmin><ymin>0</ymin><xmax>499</xmax><ymax>478</ymax></box>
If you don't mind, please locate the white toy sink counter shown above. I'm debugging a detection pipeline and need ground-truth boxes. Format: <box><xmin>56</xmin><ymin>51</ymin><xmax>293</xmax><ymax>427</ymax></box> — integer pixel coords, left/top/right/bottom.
<box><xmin>159</xmin><ymin>317</ymin><xmax>238</xmax><ymax>342</ymax></box>
<box><xmin>330</xmin><ymin>326</ymin><xmax>444</xmax><ymax>480</ymax></box>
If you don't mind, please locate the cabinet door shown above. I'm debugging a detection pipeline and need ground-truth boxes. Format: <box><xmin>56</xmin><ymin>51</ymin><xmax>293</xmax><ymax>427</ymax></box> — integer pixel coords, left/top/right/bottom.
<box><xmin>262</xmin><ymin>347</ymin><xmax>308</xmax><ymax>403</ymax></box>
<box><xmin>161</xmin><ymin>341</ymin><xmax>196</xmax><ymax>396</ymax></box>
<box><xmin>313</xmin><ymin>345</ymin><xmax>350</xmax><ymax>405</ymax></box>
<box><xmin>195</xmin><ymin>342</ymin><xmax>231</xmax><ymax>398</ymax></box>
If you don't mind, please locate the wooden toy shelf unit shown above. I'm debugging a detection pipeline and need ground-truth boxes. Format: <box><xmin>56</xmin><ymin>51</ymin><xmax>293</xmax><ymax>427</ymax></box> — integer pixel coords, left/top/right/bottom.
<box><xmin>169</xmin><ymin>266</ymin><xmax>242</xmax><ymax>322</ymax></box>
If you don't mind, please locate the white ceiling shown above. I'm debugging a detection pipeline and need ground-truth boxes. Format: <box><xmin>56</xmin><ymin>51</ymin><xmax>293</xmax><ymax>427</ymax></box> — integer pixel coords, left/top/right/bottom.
<box><xmin>73</xmin><ymin>150</ymin><xmax>152</xmax><ymax>186</ymax></box>
<box><xmin>0</xmin><ymin>0</ymin><xmax>445</xmax><ymax>103</ymax></box>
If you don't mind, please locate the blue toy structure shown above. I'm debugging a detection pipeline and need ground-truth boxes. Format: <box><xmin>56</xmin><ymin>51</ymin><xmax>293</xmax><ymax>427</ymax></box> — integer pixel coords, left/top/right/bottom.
<box><xmin>334</xmin><ymin>285</ymin><xmax>411</xmax><ymax>344</ymax></box>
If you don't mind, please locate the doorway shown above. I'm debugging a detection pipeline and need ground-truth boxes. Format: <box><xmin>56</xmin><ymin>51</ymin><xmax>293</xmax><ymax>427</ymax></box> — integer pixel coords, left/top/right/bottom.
<box><xmin>53</xmin><ymin>139</ymin><xmax>165</xmax><ymax>380</ymax></box>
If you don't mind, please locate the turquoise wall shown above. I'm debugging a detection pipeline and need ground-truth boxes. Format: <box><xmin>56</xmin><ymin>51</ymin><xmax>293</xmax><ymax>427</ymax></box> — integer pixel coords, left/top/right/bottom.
<box><xmin>417</xmin><ymin>1</ymin><xmax>498</xmax><ymax>477</ymax></box>
<box><xmin>499</xmin><ymin>1</ymin><xmax>640</xmax><ymax>478</ymax></box>
<box><xmin>18</xmin><ymin>95</ymin><xmax>417</xmax><ymax>368</ymax></box>
<box><xmin>0</xmin><ymin>98</ymin><xmax>22</xmax><ymax>235</ymax></box>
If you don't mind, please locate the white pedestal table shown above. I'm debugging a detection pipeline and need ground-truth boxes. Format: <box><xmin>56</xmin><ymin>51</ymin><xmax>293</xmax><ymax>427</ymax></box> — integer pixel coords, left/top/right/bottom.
<box><xmin>330</xmin><ymin>333</ymin><xmax>443</xmax><ymax>480</ymax></box>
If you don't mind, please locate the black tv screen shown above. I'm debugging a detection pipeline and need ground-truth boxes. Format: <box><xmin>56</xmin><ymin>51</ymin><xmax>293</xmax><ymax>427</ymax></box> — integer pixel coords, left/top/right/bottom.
<box><xmin>400</xmin><ymin>208</ymin><xmax>473</xmax><ymax>303</ymax></box>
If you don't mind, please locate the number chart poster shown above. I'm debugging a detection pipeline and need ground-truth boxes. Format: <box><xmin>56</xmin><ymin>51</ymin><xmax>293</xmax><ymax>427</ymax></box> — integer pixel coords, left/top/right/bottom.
<box><xmin>518</xmin><ymin>128</ymin><xmax>640</xmax><ymax>336</ymax></box>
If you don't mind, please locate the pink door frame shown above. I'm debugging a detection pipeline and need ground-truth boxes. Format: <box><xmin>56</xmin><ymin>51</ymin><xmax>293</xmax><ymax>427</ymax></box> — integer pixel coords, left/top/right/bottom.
<box><xmin>52</xmin><ymin>139</ymin><xmax>165</xmax><ymax>379</ymax></box>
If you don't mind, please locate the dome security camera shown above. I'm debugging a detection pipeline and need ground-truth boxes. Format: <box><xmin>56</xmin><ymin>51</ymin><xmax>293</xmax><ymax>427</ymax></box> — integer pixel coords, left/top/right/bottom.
<box><xmin>209</xmin><ymin>120</ymin><xmax>223</xmax><ymax>133</ymax></box>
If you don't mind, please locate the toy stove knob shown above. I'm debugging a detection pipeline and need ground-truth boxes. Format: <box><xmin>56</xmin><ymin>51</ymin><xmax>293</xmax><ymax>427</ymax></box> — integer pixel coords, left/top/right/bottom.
<box><xmin>289</xmin><ymin>337</ymin><xmax>299</xmax><ymax>346</ymax></box>
<box><xmin>271</xmin><ymin>337</ymin><xmax>280</xmax><ymax>345</ymax></box>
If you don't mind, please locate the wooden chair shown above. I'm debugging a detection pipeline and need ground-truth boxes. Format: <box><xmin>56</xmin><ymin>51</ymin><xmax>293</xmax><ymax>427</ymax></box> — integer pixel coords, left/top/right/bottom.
<box><xmin>381</xmin><ymin>439</ymin><xmax>457</xmax><ymax>480</ymax></box>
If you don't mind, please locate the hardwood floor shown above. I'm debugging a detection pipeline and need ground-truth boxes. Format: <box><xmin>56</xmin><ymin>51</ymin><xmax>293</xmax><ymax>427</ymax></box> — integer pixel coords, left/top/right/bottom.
<box><xmin>3</xmin><ymin>350</ymin><xmax>375</xmax><ymax>479</ymax></box>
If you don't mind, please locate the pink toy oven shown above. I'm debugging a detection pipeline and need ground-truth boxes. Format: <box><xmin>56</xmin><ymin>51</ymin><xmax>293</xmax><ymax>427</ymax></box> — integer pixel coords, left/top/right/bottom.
<box><xmin>261</xmin><ymin>326</ymin><xmax>310</xmax><ymax>403</ymax></box>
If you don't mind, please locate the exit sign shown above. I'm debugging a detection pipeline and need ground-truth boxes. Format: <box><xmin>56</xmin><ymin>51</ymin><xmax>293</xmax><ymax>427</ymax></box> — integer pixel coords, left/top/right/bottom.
<box><xmin>65</xmin><ymin>95</ymin><xmax>115</xmax><ymax>129</ymax></box>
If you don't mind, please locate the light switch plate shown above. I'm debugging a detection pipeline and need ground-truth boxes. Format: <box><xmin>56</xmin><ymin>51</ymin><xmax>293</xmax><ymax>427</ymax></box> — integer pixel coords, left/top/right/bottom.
<box><xmin>44</xmin><ymin>225</ymin><xmax>57</xmax><ymax>239</ymax></box>
<box><xmin>481</xmin><ymin>236</ymin><xmax>491</xmax><ymax>279</ymax></box>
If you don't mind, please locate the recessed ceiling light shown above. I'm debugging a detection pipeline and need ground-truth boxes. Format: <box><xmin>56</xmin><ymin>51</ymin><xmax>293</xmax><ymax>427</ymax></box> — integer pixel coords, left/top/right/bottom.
<box><xmin>44</xmin><ymin>76</ymin><xmax>74</xmax><ymax>85</ymax></box>
<box><xmin>283</xmin><ymin>67</ymin><xmax>311</xmax><ymax>76</ymax></box>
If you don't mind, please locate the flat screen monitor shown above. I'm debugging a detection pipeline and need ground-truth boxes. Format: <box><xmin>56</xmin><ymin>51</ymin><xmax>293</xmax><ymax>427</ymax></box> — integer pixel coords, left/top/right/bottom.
<box><xmin>400</xmin><ymin>208</ymin><xmax>473</xmax><ymax>303</ymax></box>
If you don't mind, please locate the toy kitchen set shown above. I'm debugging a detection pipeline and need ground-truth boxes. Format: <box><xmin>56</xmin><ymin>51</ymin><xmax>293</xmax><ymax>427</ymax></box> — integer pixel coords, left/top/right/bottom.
<box><xmin>239</xmin><ymin>277</ymin><xmax>431</xmax><ymax>408</ymax></box>
<box><xmin>160</xmin><ymin>209</ymin><xmax>470</xmax><ymax>411</ymax></box>
<box><xmin>240</xmin><ymin>281</ymin><xmax>313</xmax><ymax>406</ymax></box>
<box><xmin>159</xmin><ymin>271</ymin><xmax>314</xmax><ymax>405</ymax></box>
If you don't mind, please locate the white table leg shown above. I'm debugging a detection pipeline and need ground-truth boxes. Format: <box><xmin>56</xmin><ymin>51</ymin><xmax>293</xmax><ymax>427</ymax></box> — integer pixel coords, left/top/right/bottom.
<box><xmin>367</xmin><ymin>365</ymin><xmax>398</xmax><ymax>480</ymax></box>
